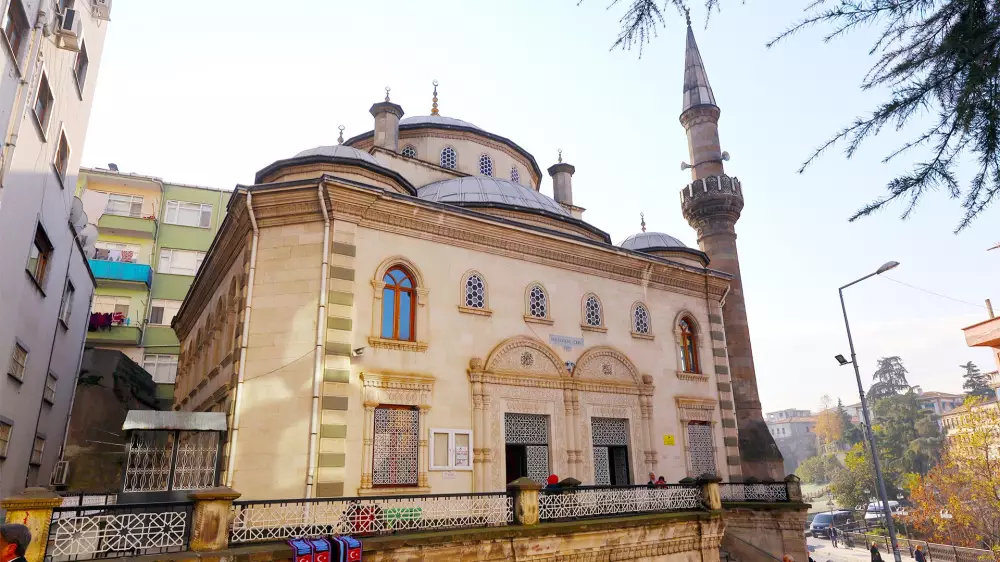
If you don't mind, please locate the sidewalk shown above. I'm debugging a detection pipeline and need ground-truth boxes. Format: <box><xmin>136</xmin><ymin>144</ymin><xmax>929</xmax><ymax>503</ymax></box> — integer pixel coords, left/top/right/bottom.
<box><xmin>808</xmin><ymin>536</ymin><xmax>884</xmax><ymax>562</ymax></box>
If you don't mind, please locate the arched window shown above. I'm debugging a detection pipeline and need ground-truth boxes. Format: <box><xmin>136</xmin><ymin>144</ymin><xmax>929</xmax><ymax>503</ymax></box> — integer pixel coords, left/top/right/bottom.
<box><xmin>584</xmin><ymin>294</ymin><xmax>602</xmax><ymax>327</ymax></box>
<box><xmin>381</xmin><ymin>266</ymin><xmax>416</xmax><ymax>341</ymax></box>
<box><xmin>401</xmin><ymin>145</ymin><xmax>417</xmax><ymax>158</ymax></box>
<box><xmin>440</xmin><ymin>146</ymin><xmax>457</xmax><ymax>169</ymax></box>
<box><xmin>464</xmin><ymin>273</ymin><xmax>486</xmax><ymax>309</ymax></box>
<box><xmin>479</xmin><ymin>154</ymin><xmax>493</xmax><ymax>176</ymax></box>
<box><xmin>679</xmin><ymin>317</ymin><xmax>700</xmax><ymax>373</ymax></box>
<box><xmin>633</xmin><ymin>303</ymin><xmax>650</xmax><ymax>334</ymax></box>
<box><xmin>510</xmin><ymin>167</ymin><xmax>520</xmax><ymax>183</ymax></box>
<box><xmin>527</xmin><ymin>284</ymin><xmax>547</xmax><ymax>318</ymax></box>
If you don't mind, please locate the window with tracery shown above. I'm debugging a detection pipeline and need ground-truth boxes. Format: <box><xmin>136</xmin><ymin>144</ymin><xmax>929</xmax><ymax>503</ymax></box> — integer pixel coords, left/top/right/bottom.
<box><xmin>584</xmin><ymin>295</ymin><xmax>602</xmax><ymax>326</ymax></box>
<box><xmin>440</xmin><ymin>146</ymin><xmax>457</xmax><ymax>169</ymax></box>
<box><xmin>679</xmin><ymin>317</ymin><xmax>700</xmax><ymax>373</ymax></box>
<box><xmin>381</xmin><ymin>266</ymin><xmax>416</xmax><ymax>341</ymax></box>
<box><xmin>479</xmin><ymin>154</ymin><xmax>493</xmax><ymax>176</ymax></box>
<box><xmin>527</xmin><ymin>285</ymin><xmax>547</xmax><ymax>318</ymax></box>
<box><xmin>401</xmin><ymin>145</ymin><xmax>417</xmax><ymax>158</ymax></box>
<box><xmin>464</xmin><ymin>273</ymin><xmax>485</xmax><ymax>309</ymax></box>
<box><xmin>510</xmin><ymin>167</ymin><xmax>520</xmax><ymax>183</ymax></box>
<box><xmin>373</xmin><ymin>406</ymin><xmax>419</xmax><ymax>486</ymax></box>
<box><xmin>633</xmin><ymin>304</ymin><xmax>650</xmax><ymax>334</ymax></box>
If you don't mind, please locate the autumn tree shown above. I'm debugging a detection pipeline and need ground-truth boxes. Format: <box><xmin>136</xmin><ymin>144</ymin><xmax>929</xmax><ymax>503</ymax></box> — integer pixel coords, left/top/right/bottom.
<box><xmin>815</xmin><ymin>406</ymin><xmax>845</xmax><ymax>445</ymax></box>
<box><xmin>961</xmin><ymin>361</ymin><xmax>994</xmax><ymax>399</ymax></box>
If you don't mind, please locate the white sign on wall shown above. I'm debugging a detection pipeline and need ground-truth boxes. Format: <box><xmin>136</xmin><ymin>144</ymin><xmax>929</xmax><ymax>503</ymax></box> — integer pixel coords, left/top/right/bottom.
<box><xmin>549</xmin><ymin>334</ymin><xmax>584</xmax><ymax>351</ymax></box>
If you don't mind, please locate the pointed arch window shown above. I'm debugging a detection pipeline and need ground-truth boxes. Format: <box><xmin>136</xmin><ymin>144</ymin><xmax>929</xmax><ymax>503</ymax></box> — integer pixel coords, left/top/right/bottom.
<box><xmin>679</xmin><ymin>317</ymin><xmax>700</xmax><ymax>373</ymax></box>
<box><xmin>527</xmin><ymin>284</ymin><xmax>547</xmax><ymax>319</ymax></box>
<box><xmin>479</xmin><ymin>154</ymin><xmax>493</xmax><ymax>176</ymax></box>
<box><xmin>632</xmin><ymin>303</ymin><xmax>651</xmax><ymax>335</ymax></box>
<box><xmin>440</xmin><ymin>146</ymin><xmax>457</xmax><ymax>169</ymax></box>
<box><xmin>381</xmin><ymin>266</ymin><xmax>416</xmax><ymax>341</ymax></box>
<box><xmin>401</xmin><ymin>145</ymin><xmax>417</xmax><ymax>158</ymax></box>
<box><xmin>584</xmin><ymin>295</ymin><xmax>602</xmax><ymax>327</ymax></box>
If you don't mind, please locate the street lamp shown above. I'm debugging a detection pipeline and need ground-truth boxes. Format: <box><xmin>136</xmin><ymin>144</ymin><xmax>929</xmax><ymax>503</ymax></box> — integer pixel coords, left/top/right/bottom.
<box><xmin>838</xmin><ymin>261</ymin><xmax>903</xmax><ymax>562</ymax></box>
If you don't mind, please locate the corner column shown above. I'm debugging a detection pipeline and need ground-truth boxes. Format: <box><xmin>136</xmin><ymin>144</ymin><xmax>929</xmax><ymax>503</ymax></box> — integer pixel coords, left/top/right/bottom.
<box><xmin>188</xmin><ymin>487</ymin><xmax>241</xmax><ymax>552</ymax></box>
<box><xmin>360</xmin><ymin>404</ymin><xmax>375</xmax><ymax>490</ymax></box>
<box><xmin>418</xmin><ymin>405</ymin><xmax>430</xmax><ymax>488</ymax></box>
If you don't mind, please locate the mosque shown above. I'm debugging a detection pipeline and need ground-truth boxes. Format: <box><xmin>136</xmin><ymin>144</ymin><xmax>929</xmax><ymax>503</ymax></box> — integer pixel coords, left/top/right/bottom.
<box><xmin>170</xmin><ymin>22</ymin><xmax>783</xmax><ymax>499</ymax></box>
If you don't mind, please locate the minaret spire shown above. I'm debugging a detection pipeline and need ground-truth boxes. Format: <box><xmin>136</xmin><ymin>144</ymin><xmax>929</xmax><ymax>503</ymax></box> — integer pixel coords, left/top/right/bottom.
<box><xmin>682</xmin><ymin>20</ymin><xmax>717</xmax><ymax>113</ymax></box>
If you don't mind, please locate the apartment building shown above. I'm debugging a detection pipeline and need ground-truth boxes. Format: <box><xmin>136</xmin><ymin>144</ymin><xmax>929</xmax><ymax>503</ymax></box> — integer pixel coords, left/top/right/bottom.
<box><xmin>0</xmin><ymin>0</ymin><xmax>111</xmax><ymax>500</ymax></box>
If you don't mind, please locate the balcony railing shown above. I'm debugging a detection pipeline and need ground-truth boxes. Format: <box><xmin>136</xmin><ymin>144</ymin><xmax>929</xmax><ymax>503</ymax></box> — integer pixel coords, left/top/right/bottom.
<box><xmin>719</xmin><ymin>482</ymin><xmax>790</xmax><ymax>503</ymax></box>
<box><xmin>88</xmin><ymin>260</ymin><xmax>152</xmax><ymax>286</ymax></box>
<box><xmin>45</xmin><ymin>501</ymin><xmax>193</xmax><ymax>561</ymax></box>
<box><xmin>97</xmin><ymin>213</ymin><xmax>157</xmax><ymax>238</ymax></box>
<box><xmin>538</xmin><ymin>484</ymin><xmax>701</xmax><ymax>521</ymax></box>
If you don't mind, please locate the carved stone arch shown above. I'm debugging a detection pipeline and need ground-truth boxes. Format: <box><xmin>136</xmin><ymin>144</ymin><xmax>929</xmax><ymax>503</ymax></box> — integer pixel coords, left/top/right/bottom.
<box><xmin>574</xmin><ymin>346</ymin><xmax>642</xmax><ymax>385</ymax></box>
<box><xmin>373</xmin><ymin>255</ymin><xmax>427</xmax><ymax>290</ymax></box>
<box><xmin>483</xmin><ymin>335</ymin><xmax>564</xmax><ymax>377</ymax></box>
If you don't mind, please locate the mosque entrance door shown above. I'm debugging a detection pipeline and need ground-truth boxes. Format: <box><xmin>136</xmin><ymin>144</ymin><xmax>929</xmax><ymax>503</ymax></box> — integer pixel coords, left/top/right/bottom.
<box><xmin>591</xmin><ymin>417</ymin><xmax>630</xmax><ymax>485</ymax></box>
<box><xmin>504</xmin><ymin>413</ymin><xmax>549</xmax><ymax>484</ymax></box>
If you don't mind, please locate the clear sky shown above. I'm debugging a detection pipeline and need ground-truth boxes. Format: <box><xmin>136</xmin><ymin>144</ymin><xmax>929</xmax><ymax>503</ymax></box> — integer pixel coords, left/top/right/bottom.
<box><xmin>81</xmin><ymin>0</ymin><xmax>998</xmax><ymax>412</ymax></box>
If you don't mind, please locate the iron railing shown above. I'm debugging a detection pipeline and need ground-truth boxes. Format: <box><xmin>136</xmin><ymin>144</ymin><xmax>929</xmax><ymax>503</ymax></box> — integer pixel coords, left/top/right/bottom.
<box><xmin>538</xmin><ymin>484</ymin><xmax>702</xmax><ymax>521</ymax></box>
<box><xmin>719</xmin><ymin>482</ymin><xmax>790</xmax><ymax>503</ymax></box>
<box><xmin>229</xmin><ymin>492</ymin><xmax>513</xmax><ymax>544</ymax></box>
<box><xmin>58</xmin><ymin>493</ymin><xmax>118</xmax><ymax>509</ymax></box>
<box><xmin>45</xmin><ymin>501</ymin><xmax>193</xmax><ymax>561</ymax></box>
<box><xmin>838</xmin><ymin>530</ymin><xmax>999</xmax><ymax>562</ymax></box>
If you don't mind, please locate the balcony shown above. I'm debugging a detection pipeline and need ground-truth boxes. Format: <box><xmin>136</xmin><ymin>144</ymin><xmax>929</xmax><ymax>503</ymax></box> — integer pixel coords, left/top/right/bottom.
<box><xmin>963</xmin><ymin>315</ymin><xmax>1000</xmax><ymax>348</ymax></box>
<box><xmin>86</xmin><ymin>324</ymin><xmax>142</xmax><ymax>346</ymax></box>
<box><xmin>88</xmin><ymin>259</ymin><xmax>153</xmax><ymax>288</ymax></box>
<box><xmin>98</xmin><ymin>213</ymin><xmax>157</xmax><ymax>238</ymax></box>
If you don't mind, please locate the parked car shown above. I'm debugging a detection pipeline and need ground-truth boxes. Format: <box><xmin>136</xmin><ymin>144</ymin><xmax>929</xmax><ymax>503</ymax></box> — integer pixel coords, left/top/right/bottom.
<box><xmin>810</xmin><ymin>510</ymin><xmax>854</xmax><ymax>538</ymax></box>
<box><xmin>864</xmin><ymin>501</ymin><xmax>900</xmax><ymax>523</ymax></box>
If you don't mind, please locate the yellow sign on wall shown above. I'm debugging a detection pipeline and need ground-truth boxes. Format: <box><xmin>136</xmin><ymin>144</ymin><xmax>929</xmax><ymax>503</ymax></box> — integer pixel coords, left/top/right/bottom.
<box><xmin>663</xmin><ymin>434</ymin><xmax>675</xmax><ymax>446</ymax></box>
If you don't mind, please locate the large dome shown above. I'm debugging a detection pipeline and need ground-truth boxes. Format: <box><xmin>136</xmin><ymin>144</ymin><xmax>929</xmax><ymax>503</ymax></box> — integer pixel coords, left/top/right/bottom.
<box><xmin>619</xmin><ymin>231</ymin><xmax>689</xmax><ymax>251</ymax></box>
<box><xmin>400</xmin><ymin>115</ymin><xmax>482</xmax><ymax>130</ymax></box>
<box><xmin>293</xmin><ymin>145</ymin><xmax>379</xmax><ymax>165</ymax></box>
<box><xmin>417</xmin><ymin>176</ymin><xmax>569</xmax><ymax>217</ymax></box>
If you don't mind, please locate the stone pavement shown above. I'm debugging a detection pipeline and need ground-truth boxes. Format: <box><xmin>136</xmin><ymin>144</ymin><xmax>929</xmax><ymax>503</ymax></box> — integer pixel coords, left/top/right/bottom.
<box><xmin>808</xmin><ymin>536</ymin><xmax>885</xmax><ymax>562</ymax></box>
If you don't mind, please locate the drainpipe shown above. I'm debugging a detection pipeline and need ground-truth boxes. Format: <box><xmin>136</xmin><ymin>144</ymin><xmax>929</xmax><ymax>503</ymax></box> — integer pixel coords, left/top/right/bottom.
<box><xmin>306</xmin><ymin>181</ymin><xmax>331</xmax><ymax>498</ymax></box>
<box><xmin>225</xmin><ymin>191</ymin><xmax>259</xmax><ymax>487</ymax></box>
<box><xmin>139</xmin><ymin>179</ymin><xmax>165</xmax><ymax>352</ymax></box>
<box><xmin>0</xmin><ymin>8</ymin><xmax>47</xmax><ymax>203</ymax></box>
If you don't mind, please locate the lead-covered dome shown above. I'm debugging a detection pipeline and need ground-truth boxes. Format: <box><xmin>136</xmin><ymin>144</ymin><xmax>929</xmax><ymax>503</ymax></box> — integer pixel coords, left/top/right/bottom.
<box><xmin>418</xmin><ymin>176</ymin><xmax>569</xmax><ymax>217</ymax></box>
<box><xmin>293</xmin><ymin>145</ymin><xmax>379</xmax><ymax>165</ymax></box>
<box><xmin>619</xmin><ymin>231</ymin><xmax>688</xmax><ymax>251</ymax></box>
<box><xmin>400</xmin><ymin>115</ymin><xmax>482</xmax><ymax>130</ymax></box>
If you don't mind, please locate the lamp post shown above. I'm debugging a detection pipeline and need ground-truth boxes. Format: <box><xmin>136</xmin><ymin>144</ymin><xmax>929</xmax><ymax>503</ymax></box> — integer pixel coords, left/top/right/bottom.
<box><xmin>837</xmin><ymin>261</ymin><xmax>903</xmax><ymax>562</ymax></box>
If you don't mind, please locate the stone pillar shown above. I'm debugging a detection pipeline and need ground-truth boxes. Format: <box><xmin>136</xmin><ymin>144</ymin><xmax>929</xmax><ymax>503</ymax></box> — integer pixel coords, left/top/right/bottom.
<box><xmin>698</xmin><ymin>475</ymin><xmax>722</xmax><ymax>510</ymax></box>
<box><xmin>480</xmin><ymin>394</ymin><xmax>493</xmax><ymax>490</ymax></box>
<box><xmin>563</xmin><ymin>387</ymin><xmax>577</xmax><ymax>478</ymax></box>
<box><xmin>785</xmin><ymin>474</ymin><xmax>802</xmax><ymax>502</ymax></box>
<box><xmin>507</xmin><ymin>477</ymin><xmax>542</xmax><ymax>525</ymax></box>
<box><xmin>369</xmin><ymin>100</ymin><xmax>404</xmax><ymax>153</ymax></box>
<box><xmin>361</xmin><ymin>404</ymin><xmax>375</xmax><ymax>489</ymax></box>
<box><xmin>188</xmin><ymin>487</ymin><xmax>241</xmax><ymax>552</ymax></box>
<box><xmin>418</xmin><ymin>406</ymin><xmax>429</xmax><ymax>487</ymax></box>
<box><xmin>471</xmin><ymin>377</ymin><xmax>484</xmax><ymax>492</ymax></box>
<box><xmin>1</xmin><ymin>488</ymin><xmax>62</xmax><ymax>562</ymax></box>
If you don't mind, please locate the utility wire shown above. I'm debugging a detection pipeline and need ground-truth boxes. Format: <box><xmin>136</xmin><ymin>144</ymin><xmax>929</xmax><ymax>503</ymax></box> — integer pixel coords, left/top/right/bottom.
<box><xmin>880</xmin><ymin>276</ymin><xmax>987</xmax><ymax>310</ymax></box>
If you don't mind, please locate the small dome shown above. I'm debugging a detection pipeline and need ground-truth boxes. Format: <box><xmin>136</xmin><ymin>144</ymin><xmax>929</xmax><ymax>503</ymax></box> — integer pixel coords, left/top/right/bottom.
<box><xmin>618</xmin><ymin>231</ymin><xmax>689</xmax><ymax>251</ymax></box>
<box><xmin>401</xmin><ymin>115</ymin><xmax>482</xmax><ymax>130</ymax></box>
<box><xmin>293</xmin><ymin>145</ymin><xmax>379</xmax><ymax>165</ymax></box>
<box><xmin>417</xmin><ymin>176</ymin><xmax>569</xmax><ymax>217</ymax></box>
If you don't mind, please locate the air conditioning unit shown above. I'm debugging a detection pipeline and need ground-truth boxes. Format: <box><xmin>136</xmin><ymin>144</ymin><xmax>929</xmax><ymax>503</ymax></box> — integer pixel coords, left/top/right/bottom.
<box><xmin>56</xmin><ymin>9</ymin><xmax>82</xmax><ymax>51</ymax></box>
<box><xmin>91</xmin><ymin>0</ymin><xmax>111</xmax><ymax>21</ymax></box>
<box><xmin>51</xmin><ymin>460</ymin><xmax>70</xmax><ymax>487</ymax></box>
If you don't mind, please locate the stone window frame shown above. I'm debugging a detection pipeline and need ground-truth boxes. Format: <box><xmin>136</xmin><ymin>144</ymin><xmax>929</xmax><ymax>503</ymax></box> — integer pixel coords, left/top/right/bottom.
<box><xmin>675</xmin><ymin>397</ymin><xmax>721</xmax><ymax>479</ymax></box>
<box><xmin>440</xmin><ymin>146</ymin><xmax>458</xmax><ymax>169</ymax></box>
<box><xmin>359</xmin><ymin>371</ymin><xmax>435</xmax><ymax>495</ymax></box>
<box><xmin>458</xmin><ymin>269</ymin><xmax>491</xmax><ymax>316</ymax></box>
<box><xmin>673</xmin><ymin>310</ymin><xmax>709</xmax><ymax>382</ymax></box>
<box><xmin>401</xmin><ymin>144</ymin><xmax>417</xmax><ymax>158</ymax></box>
<box><xmin>630</xmin><ymin>301</ymin><xmax>653</xmax><ymax>340</ymax></box>
<box><xmin>580</xmin><ymin>293</ymin><xmax>606</xmax><ymax>333</ymax></box>
<box><xmin>369</xmin><ymin>256</ymin><xmax>429</xmax><ymax>352</ymax></box>
<box><xmin>523</xmin><ymin>282</ymin><xmax>553</xmax><ymax>325</ymax></box>
<box><xmin>478</xmin><ymin>153</ymin><xmax>493</xmax><ymax>176</ymax></box>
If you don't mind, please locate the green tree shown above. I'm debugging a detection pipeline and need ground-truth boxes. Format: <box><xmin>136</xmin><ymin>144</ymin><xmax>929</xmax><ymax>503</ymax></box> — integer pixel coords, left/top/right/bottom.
<box><xmin>868</xmin><ymin>356</ymin><xmax>911</xmax><ymax>401</ymax></box>
<box><xmin>961</xmin><ymin>361</ymin><xmax>994</xmax><ymax>399</ymax></box>
<box><xmin>796</xmin><ymin>454</ymin><xmax>843</xmax><ymax>485</ymax></box>
<box><xmin>872</xmin><ymin>390</ymin><xmax>943</xmax><ymax>476</ymax></box>
<box><xmin>594</xmin><ymin>0</ymin><xmax>1000</xmax><ymax>230</ymax></box>
<box><xmin>836</xmin><ymin>398</ymin><xmax>863</xmax><ymax>446</ymax></box>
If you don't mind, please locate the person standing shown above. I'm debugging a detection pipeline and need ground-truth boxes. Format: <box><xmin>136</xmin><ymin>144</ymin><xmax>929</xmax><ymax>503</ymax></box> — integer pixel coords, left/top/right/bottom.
<box><xmin>0</xmin><ymin>524</ymin><xmax>31</xmax><ymax>562</ymax></box>
<box><xmin>914</xmin><ymin>545</ymin><xmax>926</xmax><ymax>562</ymax></box>
<box><xmin>871</xmin><ymin>542</ymin><xmax>884</xmax><ymax>562</ymax></box>
<box><xmin>830</xmin><ymin>526</ymin><xmax>838</xmax><ymax>548</ymax></box>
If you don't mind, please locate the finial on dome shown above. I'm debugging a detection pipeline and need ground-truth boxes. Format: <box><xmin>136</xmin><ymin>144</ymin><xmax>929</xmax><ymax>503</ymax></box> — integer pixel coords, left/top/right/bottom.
<box><xmin>337</xmin><ymin>125</ymin><xmax>345</xmax><ymax>145</ymax></box>
<box><xmin>431</xmin><ymin>79</ymin><xmax>439</xmax><ymax>116</ymax></box>
<box><xmin>558</xmin><ymin>149</ymin><xmax>563</xmax><ymax>163</ymax></box>
<box><xmin>684</xmin><ymin>7</ymin><xmax>691</xmax><ymax>27</ymax></box>
<box><xmin>385</xmin><ymin>86</ymin><xmax>391</xmax><ymax>102</ymax></box>
<box><xmin>641</xmin><ymin>213</ymin><xmax>646</xmax><ymax>233</ymax></box>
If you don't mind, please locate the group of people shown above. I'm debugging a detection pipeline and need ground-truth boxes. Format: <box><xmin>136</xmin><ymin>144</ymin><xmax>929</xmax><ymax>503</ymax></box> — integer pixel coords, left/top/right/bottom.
<box><xmin>646</xmin><ymin>472</ymin><xmax>668</xmax><ymax>487</ymax></box>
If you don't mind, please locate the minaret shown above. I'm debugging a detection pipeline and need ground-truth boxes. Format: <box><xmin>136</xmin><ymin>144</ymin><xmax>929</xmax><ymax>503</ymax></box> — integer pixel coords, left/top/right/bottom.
<box><xmin>678</xmin><ymin>19</ymin><xmax>784</xmax><ymax>480</ymax></box>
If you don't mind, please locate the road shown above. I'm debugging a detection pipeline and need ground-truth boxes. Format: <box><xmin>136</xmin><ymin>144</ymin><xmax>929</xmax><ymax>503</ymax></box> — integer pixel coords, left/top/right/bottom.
<box><xmin>808</xmin><ymin>536</ymin><xmax>881</xmax><ymax>562</ymax></box>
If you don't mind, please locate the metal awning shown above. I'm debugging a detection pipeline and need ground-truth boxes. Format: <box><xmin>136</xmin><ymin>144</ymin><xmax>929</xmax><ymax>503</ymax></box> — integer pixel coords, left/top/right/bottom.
<box><xmin>122</xmin><ymin>410</ymin><xmax>227</xmax><ymax>432</ymax></box>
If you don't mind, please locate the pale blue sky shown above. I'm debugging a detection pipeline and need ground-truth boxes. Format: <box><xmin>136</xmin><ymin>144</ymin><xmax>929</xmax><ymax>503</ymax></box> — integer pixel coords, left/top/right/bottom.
<box><xmin>81</xmin><ymin>0</ymin><xmax>998</xmax><ymax>412</ymax></box>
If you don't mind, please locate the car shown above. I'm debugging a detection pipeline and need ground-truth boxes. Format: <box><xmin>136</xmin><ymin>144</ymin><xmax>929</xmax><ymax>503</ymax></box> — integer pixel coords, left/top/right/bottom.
<box><xmin>864</xmin><ymin>501</ymin><xmax>901</xmax><ymax>523</ymax></box>
<box><xmin>810</xmin><ymin>510</ymin><xmax>854</xmax><ymax>538</ymax></box>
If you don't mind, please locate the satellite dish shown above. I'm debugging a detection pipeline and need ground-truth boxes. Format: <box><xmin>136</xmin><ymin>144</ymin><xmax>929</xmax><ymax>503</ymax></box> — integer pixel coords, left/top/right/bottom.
<box><xmin>79</xmin><ymin>224</ymin><xmax>98</xmax><ymax>259</ymax></box>
<box><xmin>70</xmin><ymin>197</ymin><xmax>88</xmax><ymax>231</ymax></box>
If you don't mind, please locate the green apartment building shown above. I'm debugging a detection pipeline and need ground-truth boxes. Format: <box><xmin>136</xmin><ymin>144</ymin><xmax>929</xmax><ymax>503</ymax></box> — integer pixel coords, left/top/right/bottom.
<box><xmin>78</xmin><ymin>168</ymin><xmax>231</xmax><ymax>404</ymax></box>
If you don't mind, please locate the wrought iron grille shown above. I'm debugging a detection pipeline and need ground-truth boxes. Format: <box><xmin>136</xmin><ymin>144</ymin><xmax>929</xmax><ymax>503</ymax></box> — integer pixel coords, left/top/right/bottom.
<box><xmin>593</xmin><ymin>447</ymin><xmax>610</xmax><ymax>485</ymax></box>
<box><xmin>633</xmin><ymin>304</ymin><xmax>650</xmax><ymax>334</ymax></box>
<box><xmin>686</xmin><ymin>422</ymin><xmax>717</xmax><ymax>477</ymax></box>
<box><xmin>465</xmin><ymin>274</ymin><xmax>485</xmax><ymax>308</ymax></box>
<box><xmin>584</xmin><ymin>296</ymin><xmax>602</xmax><ymax>326</ymax></box>
<box><xmin>171</xmin><ymin>432</ymin><xmax>219</xmax><ymax>490</ymax></box>
<box><xmin>373</xmin><ymin>407</ymin><xmax>419</xmax><ymax>486</ymax></box>
<box><xmin>504</xmin><ymin>413</ymin><xmax>548</xmax><ymax>445</ymax></box>
<box><xmin>123</xmin><ymin>432</ymin><xmax>173</xmax><ymax>493</ymax></box>
<box><xmin>538</xmin><ymin>485</ymin><xmax>701</xmax><ymax>520</ymax></box>
<box><xmin>46</xmin><ymin>502</ymin><xmax>193</xmax><ymax>560</ymax></box>
<box><xmin>591</xmin><ymin>418</ymin><xmax>628</xmax><ymax>446</ymax></box>
<box><xmin>528</xmin><ymin>286</ymin><xmax>547</xmax><ymax>318</ymax></box>
<box><xmin>229</xmin><ymin>492</ymin><xmax>513</xmax><ymax>544</ymax></box>
<box><xmin>525</xmin><ymin>445</ymin><xmax>549</xmax><ymax>484</ymax></box>
<box><xmin>719</xmin><ymin>482</ymin><xmax>790</xmax><ymax>502</ymax></box>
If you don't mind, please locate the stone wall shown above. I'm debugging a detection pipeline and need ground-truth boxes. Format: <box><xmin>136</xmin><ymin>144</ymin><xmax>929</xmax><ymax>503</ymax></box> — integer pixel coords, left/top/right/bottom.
<box><xmin>722</xmin><ymin>504</ymin><xmax>809</xmax><ymax>562</ymax></box>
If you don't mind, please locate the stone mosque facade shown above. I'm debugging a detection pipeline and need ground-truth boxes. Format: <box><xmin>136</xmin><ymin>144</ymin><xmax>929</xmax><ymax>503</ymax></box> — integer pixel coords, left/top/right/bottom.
<box><xmin>171</xmin><ymin>24</ymin><xmax>783</xmax><ymax>499</ymax></box>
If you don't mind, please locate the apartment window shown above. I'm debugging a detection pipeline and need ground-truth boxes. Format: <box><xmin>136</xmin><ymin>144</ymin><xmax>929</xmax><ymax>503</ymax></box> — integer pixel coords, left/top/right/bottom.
<box><xmin>30</xmin><ymin>436</ymin><xmax>44</xmax><ymax>465</ymax></box>
<box><xmin>149</xmin><ymin>300</ymin><xmax>182</xmax><ymax>326</ymax></box>
<box><xmin>165</xmin><ymin>201</ymin><xmax>212</xmax><ymax>228</ymax></box>
<box><xmin>2</xmin><ymin>0</ymin><xmax>28</xmax><ymax>65</ymax></box>
<box><xmin>142</xmin><ymin>354</ymin><xmax>178</xmax><ymax>384</ymax></box>
<box><xmin>33</xmin><ymin>71</ymin><xmax>54</xmax><ymax>135</ymax></box>
<box><xmin>104</xmin><ymin>194</ymin><xmax>144</xmax><ymax>218</ymax></box>
<box><xmin>53</xmin><ymin>129</ymin><xmax>70</xmax><ymax>184</ymax></box>
<box><xmin>430</xmin><ymin>429</ymin><xmax>472</xmax><ymax>471</ymax></box>
<box><xmin>59</xmin><ymin>280</ymin><xmax>75</xmax><ymax>325</ymax></box>
<box><xmin>43</xmin><ymin>373</ymin><xmax>56</xmax><ymax>404</ymax></box>
<box><xmin>372</xmin><ymin>406</ymin><xmax>419</xmax><ymax>486</ymax></box>
<box><xmin>27</xmin><ymin>225</ymin><xmax>53</xmax><ymax>288</ymax></box>
<box><xmin>92</xmin><ymin>295</ymin><xmax>130</xmax><ymax>321</ymax></box>
<box><xmin>158</xmin><ymin>249</ymin><xmax>205</xmax><ymax>276</ymax></box>
<box><xmin>0</xmin><ymin>421</ymin><xmax>10</xmax><ymax>458</ymax></box>
<box><xmin>94</xmin><ymin>241</ymin><xmax>141</xmax><ymax>263</ymax></box>
<box><xmin>74</xmin><ymin>40</ymin><xmax>89</xmax><ymax>91</ymax></box>
<box><xmin>7</xmin><ymin>342</ymin><xmax>26</xmax><ymax>381</ymax></box>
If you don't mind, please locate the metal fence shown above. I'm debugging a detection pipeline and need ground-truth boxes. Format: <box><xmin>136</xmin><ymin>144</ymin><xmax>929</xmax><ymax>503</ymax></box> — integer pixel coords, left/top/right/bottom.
<box><xmin>45</xmin><ymin>501</ymin><xmax>193</xmax><ymax>561</ymax></box>
<box><xmin>229</xmin><ymin>492</ymin><xmax>513</xmax><ymax>544</ymax></box>
<box><xmin>538</xmin><ymin>484</ymin><xmax>702</xmax><ymax>521</ymax></box>
<box><xmin>719</xmin><ymin>482</ymin><xmax>790</xmax><ymax>503</ymax></box>
<box><xmin>839</xmin><ymin>530</ymin><xmax>999</xmax><ymax>562</ymax></box>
